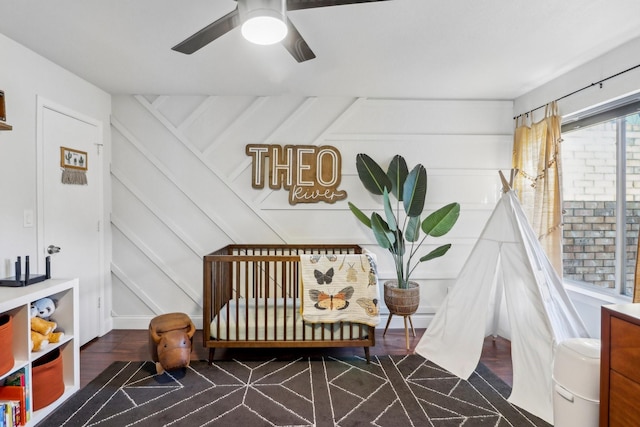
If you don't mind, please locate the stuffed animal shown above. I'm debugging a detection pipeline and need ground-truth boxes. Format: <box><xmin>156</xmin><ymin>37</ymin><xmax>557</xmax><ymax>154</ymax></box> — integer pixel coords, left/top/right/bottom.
<box><xmin>32</xmin><ymin>297</ymin><xmax>56</xmax><ymax>319</ymax></box>
<box><xmin>29</xmin><ymin>297</ymin><xmax>65</xmax><ymax>352</ymax></box>
<box><xmin>30</xmin><ymin>330</ymin><xmax>49</xmax><ymax>352</ymax></box>
<box><xmin>31</xmin><ymin>316</ymin><xmax>56</xmax><ymax>336</ymax></box>
<box><xmin>31</xmin><ymin>316</ymin><xmax>57</xmax><ymax>351</ymax></box>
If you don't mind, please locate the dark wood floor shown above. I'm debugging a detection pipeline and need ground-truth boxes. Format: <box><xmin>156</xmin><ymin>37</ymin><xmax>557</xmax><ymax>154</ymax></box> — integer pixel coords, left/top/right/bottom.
<box><xmin>80</xmin><ymin>328</ymin><xmax>512</xmax><ymax>388</ymax></box>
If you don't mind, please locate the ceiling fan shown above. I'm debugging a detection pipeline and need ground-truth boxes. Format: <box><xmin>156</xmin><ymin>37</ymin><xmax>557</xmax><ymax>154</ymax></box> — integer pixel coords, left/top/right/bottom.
<box><xmin>172</xmin><ymin>0</ymin><xmax>389</xmax><ymax>63</ymax></box>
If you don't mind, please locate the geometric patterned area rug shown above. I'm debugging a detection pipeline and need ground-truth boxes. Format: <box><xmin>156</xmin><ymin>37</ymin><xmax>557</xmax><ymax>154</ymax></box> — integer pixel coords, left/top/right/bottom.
<box><xmin>41</xmin><ymin>355</ymin><xmax>551</xmax><ymax>427</ymax></box>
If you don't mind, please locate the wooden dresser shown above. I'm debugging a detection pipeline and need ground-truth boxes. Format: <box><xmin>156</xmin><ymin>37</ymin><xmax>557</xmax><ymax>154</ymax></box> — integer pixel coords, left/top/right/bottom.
<box><xmin>600</xmin><ymin>304</ymin><xmax>640</xmax><ymax>427</ymax></box>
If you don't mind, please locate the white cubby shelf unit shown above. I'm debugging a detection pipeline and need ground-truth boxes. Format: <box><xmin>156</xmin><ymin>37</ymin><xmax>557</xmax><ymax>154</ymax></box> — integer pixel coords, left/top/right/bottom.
<box><xmin>0</xmin><ymin>278</ymin><xmax>79</xmax><ymax>425</ymax></box>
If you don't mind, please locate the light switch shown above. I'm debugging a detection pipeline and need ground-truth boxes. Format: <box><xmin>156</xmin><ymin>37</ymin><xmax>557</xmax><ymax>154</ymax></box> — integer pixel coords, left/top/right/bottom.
<box><xmin>23</xmin><ymin>209</ymin><xmax>34</xmax><ymax>227</ymax></box>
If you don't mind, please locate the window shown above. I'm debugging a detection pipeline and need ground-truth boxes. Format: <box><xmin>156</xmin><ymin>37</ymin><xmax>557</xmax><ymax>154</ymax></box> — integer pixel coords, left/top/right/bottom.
<box><xmin>561</xmin><ymin>96</ymin><xmax>640</xmax><ymax>296</ymax></box>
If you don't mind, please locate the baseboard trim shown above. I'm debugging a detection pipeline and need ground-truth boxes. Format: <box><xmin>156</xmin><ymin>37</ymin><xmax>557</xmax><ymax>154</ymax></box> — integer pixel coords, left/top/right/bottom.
<box><xmin>112</xmin><ymin>315</ymin><xmax>204</xmax><ymax>330</ymax></box>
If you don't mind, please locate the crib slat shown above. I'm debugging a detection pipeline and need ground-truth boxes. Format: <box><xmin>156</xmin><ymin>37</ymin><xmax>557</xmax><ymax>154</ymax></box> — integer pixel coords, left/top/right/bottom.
<box><xmin>253</xmin><ymin>261</ymin><xmax>259</xmax><ymax>341</ymax></box>
<box><xmin>263</xmin><ymin>261</ymin><xmax>269</xmax><ymax>341</ymax></box>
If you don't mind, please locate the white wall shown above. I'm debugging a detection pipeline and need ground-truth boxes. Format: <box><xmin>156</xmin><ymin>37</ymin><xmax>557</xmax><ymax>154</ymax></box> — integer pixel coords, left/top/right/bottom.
<box><xmin>0</xmin><ymin>34</ymin><xmax>112</xmax><ymax>329</ymax></box>
<box><xmin>110</xmin><ymin>95</ymin><xmax>514</xmax><ymax>328</ymax></box>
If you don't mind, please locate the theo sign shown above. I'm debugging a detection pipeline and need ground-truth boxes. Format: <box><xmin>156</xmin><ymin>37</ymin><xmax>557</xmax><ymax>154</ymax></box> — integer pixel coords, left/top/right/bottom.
<box><xmin>246</xmin><ymin>144</ymin><xmax>347</xmax><ymax>205</ymax></box>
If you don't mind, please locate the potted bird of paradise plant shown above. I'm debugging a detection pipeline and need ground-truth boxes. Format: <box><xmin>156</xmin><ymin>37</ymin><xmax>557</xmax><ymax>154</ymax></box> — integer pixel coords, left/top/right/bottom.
<box><xmin>348</xmin><ymin>153</ymin><xmax>460</xmax><ymax>316</ymax></box>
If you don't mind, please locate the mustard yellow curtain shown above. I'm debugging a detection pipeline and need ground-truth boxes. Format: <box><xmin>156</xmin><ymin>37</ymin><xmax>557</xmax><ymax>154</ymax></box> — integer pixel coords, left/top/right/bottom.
<box><xmin>512</xmin><ymin>101</ymin><xmax>563</xmax><ymax>275</ymax></box>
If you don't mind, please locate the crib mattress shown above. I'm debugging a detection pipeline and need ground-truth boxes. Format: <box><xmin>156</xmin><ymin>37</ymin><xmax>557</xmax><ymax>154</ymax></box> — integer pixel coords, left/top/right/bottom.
<box><xmin>210</xmin><ymin>299</ymin><xmax>369</xmax><ymax>341</ymax></box>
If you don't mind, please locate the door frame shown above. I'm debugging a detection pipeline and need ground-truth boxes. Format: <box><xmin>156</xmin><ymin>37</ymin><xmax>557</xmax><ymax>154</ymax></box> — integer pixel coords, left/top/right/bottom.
<box><xmin>35</xmin><ymin>95</ymin><xmax>106</xmax><ymax>338</ymax></box>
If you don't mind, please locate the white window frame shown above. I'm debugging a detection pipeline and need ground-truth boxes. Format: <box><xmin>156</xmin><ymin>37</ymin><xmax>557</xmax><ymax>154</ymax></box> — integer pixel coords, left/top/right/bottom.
<box><xmin>562</xmin><ymin>94</ymin><xmax>640</xmax><ymax>297</ymax></box>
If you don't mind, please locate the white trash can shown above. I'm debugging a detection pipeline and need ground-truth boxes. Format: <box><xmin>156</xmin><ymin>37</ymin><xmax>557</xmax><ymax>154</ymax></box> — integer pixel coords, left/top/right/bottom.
<box><xmin>552</xmin><ymin>338</ymin><xmax>601</xmax><ymax>427</ymax></box>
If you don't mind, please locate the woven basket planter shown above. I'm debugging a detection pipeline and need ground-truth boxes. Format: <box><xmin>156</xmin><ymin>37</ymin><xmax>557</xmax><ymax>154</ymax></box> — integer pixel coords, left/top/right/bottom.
<box><xmin>383</xmin><ymin>281</ymin><xmax>420</xmax><ymax>316</ymax></box>
<box><xmin>0</xmin><ymin>314</ymin><xmax>14</xmax><ymax>376</ymax></box>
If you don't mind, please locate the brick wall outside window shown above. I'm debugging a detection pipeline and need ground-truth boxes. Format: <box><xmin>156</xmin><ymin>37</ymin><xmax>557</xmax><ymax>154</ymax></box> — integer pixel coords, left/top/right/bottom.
<box><xmin>562</xmin><ymin>122</ymin><xmax>640</xmax><ymax>294</ymax></box>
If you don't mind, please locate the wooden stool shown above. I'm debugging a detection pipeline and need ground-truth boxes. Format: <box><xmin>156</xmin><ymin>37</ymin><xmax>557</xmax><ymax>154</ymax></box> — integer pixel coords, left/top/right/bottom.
<box><xmin>383</xmin><ymin>313</ymin><xmax>416</xmax><ymax>350</ymax></box>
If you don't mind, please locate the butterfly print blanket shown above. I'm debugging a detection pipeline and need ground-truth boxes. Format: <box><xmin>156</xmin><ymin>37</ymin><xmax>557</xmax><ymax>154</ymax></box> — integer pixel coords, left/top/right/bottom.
<box><xmin>300</xmin><ymin>253</ymin><xmax>381</xmax><ymax>327</ymax></box>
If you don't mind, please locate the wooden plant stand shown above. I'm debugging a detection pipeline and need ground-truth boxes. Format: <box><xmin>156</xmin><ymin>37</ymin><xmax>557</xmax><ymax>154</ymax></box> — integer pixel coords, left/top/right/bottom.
<box><xmin>383</xmin><ymin>313</ymin><xmax>416</xmax><ymax>350</ymax></box>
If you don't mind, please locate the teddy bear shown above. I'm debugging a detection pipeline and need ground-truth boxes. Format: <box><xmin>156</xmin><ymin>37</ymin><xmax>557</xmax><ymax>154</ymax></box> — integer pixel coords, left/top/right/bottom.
<box><xmin>30</xmin><ymin>297</ymin><xmax>65</xmax><ymax>352</ymax></box>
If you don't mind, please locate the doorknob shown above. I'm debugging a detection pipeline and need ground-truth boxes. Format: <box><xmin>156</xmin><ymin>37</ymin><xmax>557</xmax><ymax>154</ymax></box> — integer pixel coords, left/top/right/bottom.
<box><xmin>47</xmin><ymin>245</ymin><xmax>61</xmax><ymax>254</ymax></box>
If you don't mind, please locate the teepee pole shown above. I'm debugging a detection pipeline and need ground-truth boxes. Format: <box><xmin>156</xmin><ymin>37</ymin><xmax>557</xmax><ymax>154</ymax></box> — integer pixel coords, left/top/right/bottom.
<box><xmin>498</xmin><ymin>169</ymin><xmax>519</xmax><ymax>193</ymax></box>
<box><xmin>499</xmin><ymin>171</ymin><xmax>511</xmax><ymax>193</ymax></box>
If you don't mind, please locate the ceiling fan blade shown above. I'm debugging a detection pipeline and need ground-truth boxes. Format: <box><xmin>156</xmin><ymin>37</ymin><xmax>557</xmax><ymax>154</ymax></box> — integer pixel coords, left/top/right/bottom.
<box><xmin>286</xmin><ymin>0</ymin><xmax>390</xmax><ymax>11</ymax></box>
<box><xmin>281</xmin><ymin>20</ymin><xmax>316</xmax><ymax>63</ymax></box>
<box><xmin>172</xmin><ymin>7</ymin><xmax>241</xmax><ymax>54</ymax></box>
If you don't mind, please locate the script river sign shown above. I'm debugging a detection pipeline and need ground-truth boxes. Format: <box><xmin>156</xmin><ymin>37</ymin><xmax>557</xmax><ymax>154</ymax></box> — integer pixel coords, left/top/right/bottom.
<box><xmin>246</xmin><ymin>144</ymin><xmax>347</xmax><ymax>205</ymax></box>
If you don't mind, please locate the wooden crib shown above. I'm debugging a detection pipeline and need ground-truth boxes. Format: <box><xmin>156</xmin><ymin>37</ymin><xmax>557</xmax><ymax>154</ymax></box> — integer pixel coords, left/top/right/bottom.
<box><xmin>203</xmin><ymin>244</ymin><xmax>376</xmax><ymax>363</ymax></box>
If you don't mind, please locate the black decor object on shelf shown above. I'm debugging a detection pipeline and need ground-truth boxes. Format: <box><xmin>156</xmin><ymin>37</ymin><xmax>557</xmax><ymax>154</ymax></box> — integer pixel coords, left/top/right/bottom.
<box><xmin>0</xmin><ymin>255</ymin><xmax>51</xmax><ymax>287</ymax></box>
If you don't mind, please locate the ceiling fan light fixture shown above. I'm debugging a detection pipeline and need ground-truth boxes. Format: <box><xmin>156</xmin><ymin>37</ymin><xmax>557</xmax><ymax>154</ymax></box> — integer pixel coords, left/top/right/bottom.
<box><xmin>242</xmin><ymin>13</ymin><xmax>287</xmax><ymax>45</ymax></box>
<box><xmin>240</xmin><ymin>0</ymin><xmax>288</xmax><ymax>46</ymax></box>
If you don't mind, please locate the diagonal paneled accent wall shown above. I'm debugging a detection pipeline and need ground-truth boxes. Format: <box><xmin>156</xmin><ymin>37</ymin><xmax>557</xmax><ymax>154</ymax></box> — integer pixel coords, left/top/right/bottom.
<box><xmin>110</xmin><ymin>95</ymin><xmax>513</xmax><ymax>328</ymax></box>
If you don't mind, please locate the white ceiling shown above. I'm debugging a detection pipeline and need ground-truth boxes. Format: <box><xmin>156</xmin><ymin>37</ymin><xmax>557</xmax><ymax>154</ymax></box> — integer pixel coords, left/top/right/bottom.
<box><xmin>1</xmin><ymin>0</ymin><xmax>640</xmax><ymax>99</ymax></box>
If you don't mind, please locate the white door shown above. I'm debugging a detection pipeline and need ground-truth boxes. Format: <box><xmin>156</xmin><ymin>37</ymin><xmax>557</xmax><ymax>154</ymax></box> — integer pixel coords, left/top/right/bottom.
<box><xmin>36</xmin><ymin>97</ymin><xmax>104</xmax><ymax>346</ymax></box>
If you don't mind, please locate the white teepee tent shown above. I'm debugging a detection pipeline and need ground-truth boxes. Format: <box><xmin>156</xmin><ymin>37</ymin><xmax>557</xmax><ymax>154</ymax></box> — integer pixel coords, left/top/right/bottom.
<box><xmin>415</xmin><ymin>172</ymin><xmax>589</xmax><ymax>424</ymax></box>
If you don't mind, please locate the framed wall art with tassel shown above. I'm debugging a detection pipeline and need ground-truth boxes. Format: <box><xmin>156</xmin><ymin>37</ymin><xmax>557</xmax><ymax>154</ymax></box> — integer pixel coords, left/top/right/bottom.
<box><xmin>60</xmin><ymin>146</ymin><xmax>88</xmax><ymax>185</ymax></box>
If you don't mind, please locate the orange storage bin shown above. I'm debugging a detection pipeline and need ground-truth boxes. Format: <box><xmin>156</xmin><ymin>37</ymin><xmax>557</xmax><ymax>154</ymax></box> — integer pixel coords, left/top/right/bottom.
<box><xmin>32</xmin><ymin>348</ymin><xmax>64</xmax><ymax>410</ymax></box>
<box><xmin>0</xmin><ymin>314</ymin><xmax>14</xmax><ymax>376</ymax></box>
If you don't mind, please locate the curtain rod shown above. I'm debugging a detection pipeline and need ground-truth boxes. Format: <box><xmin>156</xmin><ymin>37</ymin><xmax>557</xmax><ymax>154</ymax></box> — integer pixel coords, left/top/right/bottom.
<box><xmin>513</xmin><ymin>63</ymin><xmax>640</xmax><ymax>120</ymax></box>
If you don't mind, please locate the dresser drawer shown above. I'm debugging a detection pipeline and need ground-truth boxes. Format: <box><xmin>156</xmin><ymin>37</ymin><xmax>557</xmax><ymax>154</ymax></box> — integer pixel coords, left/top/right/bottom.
<box><xmin>609</xmin><ymin>370</ymin><xmax>640</xmax><ymax>426</ymax></box>
<box><xmin>610</xmin><ymin>316</ymin><xmax>640</xmax><ymax>384</ymax></box>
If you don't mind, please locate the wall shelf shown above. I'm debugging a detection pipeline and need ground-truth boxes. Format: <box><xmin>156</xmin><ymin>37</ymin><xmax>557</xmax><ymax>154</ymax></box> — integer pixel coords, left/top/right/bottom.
<box><xmin>0</xmin><ymin>122</ymin><xmax>12</xmax><ymax>131</ymax></box>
